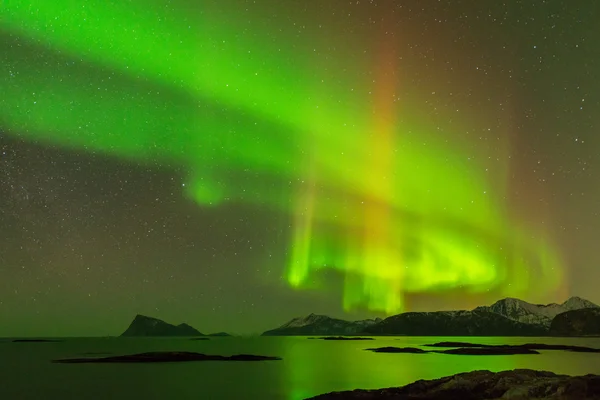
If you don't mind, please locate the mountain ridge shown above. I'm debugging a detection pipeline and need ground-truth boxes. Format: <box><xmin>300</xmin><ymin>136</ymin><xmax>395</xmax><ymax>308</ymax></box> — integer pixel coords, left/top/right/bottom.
<box><xmin>121</xmin><ymin>314</ymin><xmax>204</xmax><ymax>337</ymax></box>
<box><xmin>474</xmin><ymin>296</ymin><xmax>599</xmax><ymax>328</ymax></box>
<box><xmin>262</xmin><ymin>296</ymin><xmax>599</xmax><ymax>336</ymax></box>
<box><xmin>262</xmin><ymin>314</ymin><xmax>382</xmax><ymax>336</ymax></box>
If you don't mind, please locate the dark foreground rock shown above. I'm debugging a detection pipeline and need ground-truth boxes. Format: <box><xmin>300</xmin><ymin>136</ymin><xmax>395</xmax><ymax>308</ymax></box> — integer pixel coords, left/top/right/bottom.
<box><xmin>53</xmin><ymin>351</ymin><xmax>281</xmax><ymax>363</ymax></box>
<box><xmin>13</xmin><ymin>339</ymin><xmax>62</xmax><ymax>343</ymax></box>
<box><xmin>366</xmin><ymin>346</ymin><xmax>538</xmax><ymax>355</ymax></box>
<box><xmin>311</xmin><ymin>336</ymin><xmax>374</xmax><ymax>341</ymax></box>
<box><xmin>425</xmin><ymin>342</ymin><xmax>600</xmax><ymax>353</ymax></box>
<box><xmin>307</xmin><ymin>369</ymin><xmax>600</xmax><ymax>399</ymax></box>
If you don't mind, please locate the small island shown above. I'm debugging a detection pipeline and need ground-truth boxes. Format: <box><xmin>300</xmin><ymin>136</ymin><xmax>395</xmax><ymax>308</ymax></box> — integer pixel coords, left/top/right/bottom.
<box><xmin>53</xmin><ymin>351</ymin><xmax>282</xmax><ymax>363</ymax></box>
<box><xmin>208</xmin><ymin>332</ymin><xmax>232</xmax><ymax>337</ymax></box>
<box><xmin>120</xmin><ymin>315</ymin><xmax>205</xmax><ymax>337</ymax></box>
<box><xmin>365</xmin><ymin>346</ymin><xmax>539</xmax><ymax>355</ymax></box>
<box><xmin>310</xmin><ymin>336</ymin><xmax>374</xmax><ymax>341</ymax></box>
<box><xmin>424</xmin><ymin>341</ymin><xmax>600</xmax><ymax>353</ymax></box>
<box><xmin>366</xmin><ymin>347</ymin><xmax>427</xmax><ymax>354</ymax></box>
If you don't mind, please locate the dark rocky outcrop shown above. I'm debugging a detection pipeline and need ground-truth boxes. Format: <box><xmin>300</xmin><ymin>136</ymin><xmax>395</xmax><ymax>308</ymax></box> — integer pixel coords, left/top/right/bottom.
<box><xmin>307</xmin><ymin>369</ymin><xmax>600</xmax><ymax>399</ymax></box>
<box><xmin>363</xmin><ymin>310</ymin><xmax>547</xmax><ymax>336</ymax></box>
<box><xmin>425</xmin><ymin>341</ymin><xmax>600</xmax><ymax>353</ymax></box>
<box><xmin>263</xmin><ymin>314</ymin><xmax>381</xmax><ymax>336</ymax></box>
<box><xmin>550</xmin><ymin>308</ymin><xmax>600</xmax><ymax>336</ymax></box>
<box><xmin>53</xmin><ymin>351</ymin><xmax>281</xmax><ymax>363</ymax></box>
<box><xmin>120</xmin><ymin>315</ymin><xmax>204</xmax><ymax>337</ymax></box>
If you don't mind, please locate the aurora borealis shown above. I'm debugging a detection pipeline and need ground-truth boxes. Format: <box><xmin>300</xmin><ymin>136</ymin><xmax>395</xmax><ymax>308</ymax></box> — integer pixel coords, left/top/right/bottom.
<box><xmin>1</xmin><ymin>0</ymin><xmax>599</xmax><ymax>336</ymax></box>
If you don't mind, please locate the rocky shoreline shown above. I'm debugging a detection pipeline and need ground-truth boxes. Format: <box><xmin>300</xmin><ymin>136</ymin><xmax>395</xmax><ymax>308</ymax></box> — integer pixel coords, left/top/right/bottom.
<box><xmin>307</xmin><ymin>369</ymin><xmax>600</xmax><ymax>399</ymax></box>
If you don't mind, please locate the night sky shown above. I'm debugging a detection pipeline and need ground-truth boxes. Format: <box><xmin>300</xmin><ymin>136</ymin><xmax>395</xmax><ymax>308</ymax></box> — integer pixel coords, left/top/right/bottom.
<box><xmin>1</xmin><ymin>0</ymin><xmax>599</xmax><ymax>336</ymax></box>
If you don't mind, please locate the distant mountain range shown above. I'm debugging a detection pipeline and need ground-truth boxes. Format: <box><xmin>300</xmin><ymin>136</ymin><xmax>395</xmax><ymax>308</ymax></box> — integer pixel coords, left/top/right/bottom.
<box><xmin>262</xmin><ymin>314</ymin><xmax>382</xmax><ymax>336</ymax></box>
<box><xmin>119</xmin><ymin>296</ymin><xmax>599</xmax><ymax>337</ymax></box>
<box><xmin>262</xmin><ymin>297</ymin><xmax>600</xmax><ymax>337</ymax></box>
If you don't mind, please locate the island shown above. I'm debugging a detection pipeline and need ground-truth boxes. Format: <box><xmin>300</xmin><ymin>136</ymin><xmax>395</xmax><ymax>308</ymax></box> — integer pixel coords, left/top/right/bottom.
<box><xmin>120</xmin><ymin>315</ymin><xmax>205</xmax><ymax>337</ymax></box>
<box><xmin>365</xmin><ymin>346</ymin><xmax>539</xmax><ymax>355</ymax></box>
<box><xmin>310</xmin><ymin>336</ymin><xmax>374</xmax><ymax>341</ymax></box>
<box><xmin>53</xmin><ymin>351</ymin><xmax>282</xmax><ymax>363</ymax></box>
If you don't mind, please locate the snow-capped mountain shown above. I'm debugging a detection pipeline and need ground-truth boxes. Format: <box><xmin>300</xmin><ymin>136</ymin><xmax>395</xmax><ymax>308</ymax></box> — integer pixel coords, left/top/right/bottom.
<box><xmin>262</xmin><ymin>313</ymin><xmax>381</xmax><ymax>336</ymax></box>
<box><xmin>474</xmin><ymin>296</ymin><xmax>599</xmax><ymax>328</ymax></box>
<box><xmin>261</xmin><ymin>296</ymin><xmax>598</xmax><ymax>336</ymax></box>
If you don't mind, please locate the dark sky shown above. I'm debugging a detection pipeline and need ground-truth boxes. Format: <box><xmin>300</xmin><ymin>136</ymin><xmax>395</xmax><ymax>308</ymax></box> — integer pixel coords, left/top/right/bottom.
<box><xmin>1</xmin><ymin>0</ymin><xmax>599</xmax><ymax>336</ymax></box>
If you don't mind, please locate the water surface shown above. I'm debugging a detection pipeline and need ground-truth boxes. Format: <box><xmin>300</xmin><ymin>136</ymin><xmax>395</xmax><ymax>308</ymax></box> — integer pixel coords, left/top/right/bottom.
<box><xmin>2</xmin><ymin>336</ymin><xmax>599</xmax><ymax>399</ymax></box>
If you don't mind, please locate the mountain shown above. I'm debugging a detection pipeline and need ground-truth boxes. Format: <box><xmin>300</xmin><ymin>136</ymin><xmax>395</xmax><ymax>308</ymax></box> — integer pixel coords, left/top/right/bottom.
<box><xmin>121</xmin><ymin>315</ymin><xmax>204</xmax><ymax>337</ymax></box>
<box><xmin>474</xmin><ymin>296</ymin><xmax>599</xmax><ymax>328</ymax></box>
<box><xmin>362</xmin><ymin>310</ymin><xmax>547</xmax><ymax>336</ymax></box>
<box><xmin>262</xmin><ymin>314</ymin><xmax>382</xmax><ymax>336</ymax></box>
<box><xmin>550</xmin><ymin>308</ymin><xmax>600</xmax><ymax>336</ymax></box>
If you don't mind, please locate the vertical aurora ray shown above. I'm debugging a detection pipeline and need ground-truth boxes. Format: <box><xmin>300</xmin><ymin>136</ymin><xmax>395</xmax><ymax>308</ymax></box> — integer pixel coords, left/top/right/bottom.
<box><xmin>352</xmin><ymin>28</ymin><xmax>402</xmax><ymax>313</ymax></box>
<box><xmin>1</xmin><ymin>0</ymin><xmax>565</xmax><ymax>315</ymax></box>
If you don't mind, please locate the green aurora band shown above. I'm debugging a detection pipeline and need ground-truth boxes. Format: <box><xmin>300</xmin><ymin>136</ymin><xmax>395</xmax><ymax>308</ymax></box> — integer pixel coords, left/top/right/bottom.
<box><xmin>1</xmin><ymin>0</ymin><xmax>564</xmax><ymax>314</ymax></box>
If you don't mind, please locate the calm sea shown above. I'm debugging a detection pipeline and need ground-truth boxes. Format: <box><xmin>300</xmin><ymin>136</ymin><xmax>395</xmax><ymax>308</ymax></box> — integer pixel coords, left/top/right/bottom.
<box><xmin>2</xmin><ymin>336</ymin><xmax>599</xmax><ymax>399</ymax></box>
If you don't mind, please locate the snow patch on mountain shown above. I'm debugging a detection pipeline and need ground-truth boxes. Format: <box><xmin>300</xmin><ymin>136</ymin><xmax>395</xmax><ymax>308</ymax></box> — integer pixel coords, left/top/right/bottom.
<box><xmin>280</xmin><ymin>313</ymin><xmax>381</xmax><ymax>329</ymax></box>
<box><xmin>474</xmin><ymin>296</ymin><xmax>599</xmax><ymax>327</ymax></box>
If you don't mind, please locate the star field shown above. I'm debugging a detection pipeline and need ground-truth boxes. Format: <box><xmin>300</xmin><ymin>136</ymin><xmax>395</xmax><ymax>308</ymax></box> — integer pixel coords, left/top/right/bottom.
<box><xmin>0</xmin><ymin>0</ymin><xmax>599</xmax><ymax>336</ymax></box>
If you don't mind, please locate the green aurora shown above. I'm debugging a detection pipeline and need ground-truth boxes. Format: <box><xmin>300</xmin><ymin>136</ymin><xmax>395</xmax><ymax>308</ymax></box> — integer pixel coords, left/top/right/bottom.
<box><xmin>1</xmin><ymin>0</ymin><xmax>563</xmax><ymax>314</ymax></box>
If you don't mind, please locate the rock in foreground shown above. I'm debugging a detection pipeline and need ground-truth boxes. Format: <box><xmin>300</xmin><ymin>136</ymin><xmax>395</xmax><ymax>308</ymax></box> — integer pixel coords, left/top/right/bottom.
<box><xmin>307</xmin><ymin>369</ymin><xmax>600</xmax><ymax>399</ymax></box>
<box><xmin>53</xmin><ymin>351</ymin><xmax>281</xmax><ymax>363</ymax></box>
